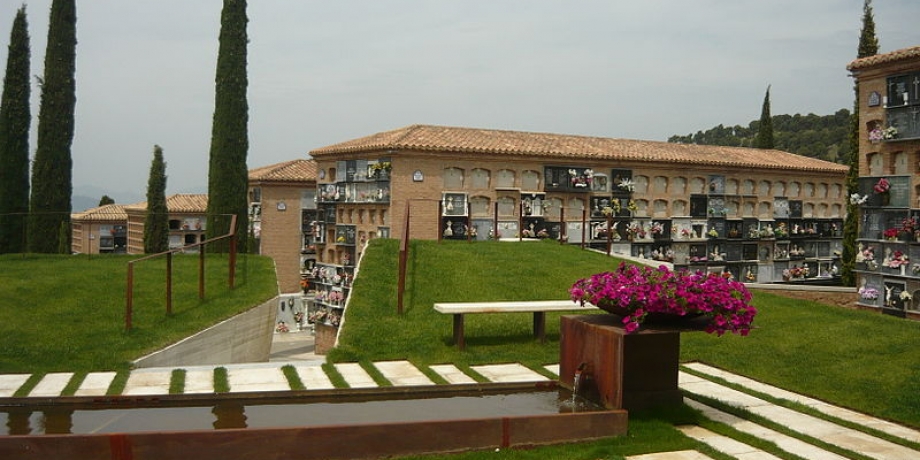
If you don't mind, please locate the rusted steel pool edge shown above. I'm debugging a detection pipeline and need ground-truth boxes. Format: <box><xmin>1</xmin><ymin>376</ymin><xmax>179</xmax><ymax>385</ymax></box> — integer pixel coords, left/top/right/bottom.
<box><xmin>0</xmin><ymin>381</ymin><xmax>629</xmax><ymax>460</ymax></box>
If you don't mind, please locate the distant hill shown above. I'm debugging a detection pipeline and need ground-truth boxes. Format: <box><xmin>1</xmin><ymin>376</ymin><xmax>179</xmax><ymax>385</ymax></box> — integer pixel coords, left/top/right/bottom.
<box><xmin>668</xmin><ymin>109</ymin><xmax>851</xmax><ymax>164</ymax></box>
<box><xmin>72</xmin><ymin>185</ymin><xmax>144</xmax><ymax>212</ymax></box>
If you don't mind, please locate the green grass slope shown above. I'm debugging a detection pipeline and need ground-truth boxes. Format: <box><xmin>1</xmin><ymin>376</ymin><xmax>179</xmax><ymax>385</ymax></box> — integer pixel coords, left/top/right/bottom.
<box><xmin>335</xmin><ymin>239</ymin><xmax>920</xmax><ymax>428</ymax></box>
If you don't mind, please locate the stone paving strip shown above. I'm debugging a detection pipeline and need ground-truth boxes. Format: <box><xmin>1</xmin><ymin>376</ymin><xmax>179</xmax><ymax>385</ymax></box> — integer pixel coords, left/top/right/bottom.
<box><xmin>122</xmin><ymin>368</ymin><xmax>172</xmax><ymax>396</ymax></box>
<box><xmin>0</xmin><ymin>374</ymin><xmax>30</xmax><ymax>398</ymax></box>
<box><xmin>683</xmin><ymin>397</ymin><xmax>849</xmax><ymax>460</ymax></box>
<box><xmin>333</xmin><ymin>362</ymin><xmax>377</xmax><ymax>388</ymax></box>
<box><xmin>28</xmin><ymin>372</ymin><xmax>74</xmax><ymax>397</ymax></box>
<box><xmin>74</xmin><ymin>371</ymin><xmax>116</xmax><ymax>397</ymax></box>
<box><xmin>373</xmin><ymin>360</ymin><xmax>434</xmax><ymax>386</ymax></box>
<box><xmin>679</xmin><ymin>369</ymin><xmax>920</xmax><ymax>460</ymax></box>
<box><xmin>429</xmin><ymin>364</ymin><xmax>477</xmax><ymax>384</ymax></box>
<box><xmin>677</xmin><ymin>425</ymin><xmax>782</xmax><ymax>460</ymax></box>
<box><xmin>293</xmin><ymin>364</ymin><xmax>334</xmax><ymax>390</ymax></box>
<box><xmin>182</xmin><ymin>368</ymin><xmax>215</xmax><ymax>394</ymax></box>
<box><xmin>226</xmin><ymin>365</ymin><xmax>289</xmax><ymax>393</ymax></box>
<box><xmin>470</xmin><ymin>363</ymin><xmax>551</xmax><ymax>383</ymax></box>
<box><xmin>626</xmin><ymin>451</ymin><xmax>714</xmax><ymax>460</ymax></box>
<box><xmin>684</xmin><ymin>361</ymin><xmax>920</xmax><ymax>445</ymax></box>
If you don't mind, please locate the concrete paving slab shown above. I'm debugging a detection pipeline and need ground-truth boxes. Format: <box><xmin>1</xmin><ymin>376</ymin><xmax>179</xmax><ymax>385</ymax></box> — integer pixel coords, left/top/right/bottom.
<box><xmin>123</xmin><ymin>369</ymin><xmax>173</xmax><ymax>396</ymax></box>
<box><xmin>334</xmin><ymin>363</ymin><xmax>377</xmax><ymax>389</ymax></box>
<box><xmin>28</xmin><ymin>372</ymin><xmax>73</xmax><ymax>397</ymax></box>
<box><xmin>684</xmin><ymin>362</ymin><xmax>920</xmax><ymax>445</ymax></box>
<box><xmin>678</xmin><ymin>373</ymin><xmax>770</xmax><ymax>408</ymax></box>
<box><xmin>681</xmin><ymin>370</ymin><xmax>920</xmax><ymax>460</ymax></box>
<box><xmin>75</xmin><ymin>372</ymin><xmax>117</xmax><ymax>397</ymax></box>
<box><xmin>749</xmin><ymin>404</ymin><xmax>919</xmax><ymax>460</ymax></box>
<box><xmin>429</xmin><ymin>364</ymin><xmax>477</xmax><ymax>385</ymax></box>
<box><xmin>809</xmin><ymin>402</ymin><xmax>920</xmax><ymax>444</ymax></box>
<box><xmin>684</xmin><ymin>398</ymin><xmax>849</xmax><ymax>460</ymax></box>
<box><xmin>677</xmin><ymin>425</ymin><xmax>781</xmax><ymax>459</ymax></box>
<box><xmin>373</xmin><ymin>361</ymin><xmax>433</xmax><ymax>386</ymax></box>
<box><xmin>294</xmin><ymin>365</ymin><xmax>334</xmax><ymax>390</ymax></box>
<box><xmin>626</xmin><ymin>451</ymin><xmax>713</xmax><ymax>460</ymax></box>
<box><xmin>0</xmin><ymin>374</ymin><xmax>30</xmax><ymax>397</ymax></box>
<box><xmin>684</xmin><ymin>362</ymin><xmax>823</xmax><ymax>405</ymax></box>
<box><xmin>471</xmin><ymin>363</ymin><xmax>549</xmax><ymax>383</ymax></box>
<box><xmin>226</xmin><ymin>366</ymin><xmax>290</xmax><ymax>393</ymax></box>
<box><xmin>183</xmin><ymin>368</ymin><xmax>215</xmax><ymax>394</ymax></box>
<box><xmin>543</xmin><ymin>364</ymin><xmax>560</xmax><ymax>376</ymax></box>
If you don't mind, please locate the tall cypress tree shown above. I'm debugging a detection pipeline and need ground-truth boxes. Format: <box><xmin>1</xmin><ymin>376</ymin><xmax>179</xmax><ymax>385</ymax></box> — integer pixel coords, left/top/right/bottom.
<box><xmin>29</xmin><ymin>0</ymin><xmax>77</xmax><ymax>253</ymax></box>
<box><xmin>754</xmin><ymin>85</ymin><xmax>774</xmax><ymax>149</ymax></box>
<box><xmin>0</xmin><ymin>6</ymin><xmax>31</xmax><ymax>254</ymax></box>
<box><xmin>143</xmin><ymin>145</ymin><xmax>169</xmax><ymax>254</ymax></box>
<box><xmin>841</xmin><ymin>0</ymin><xmax>879</xmax><ymax>286</ymax></box>
<box><xmin>205</xmin><ymin>0</ymin><xmax>249</xmax><ymax>253</ymax></box>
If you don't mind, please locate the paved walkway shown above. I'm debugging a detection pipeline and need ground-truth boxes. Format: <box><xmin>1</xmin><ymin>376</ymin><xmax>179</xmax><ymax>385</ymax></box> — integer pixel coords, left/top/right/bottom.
<box><xmin>2</xmin><ymin>358</ymin><xmax>918</xmax><ymax>459</ymax></box>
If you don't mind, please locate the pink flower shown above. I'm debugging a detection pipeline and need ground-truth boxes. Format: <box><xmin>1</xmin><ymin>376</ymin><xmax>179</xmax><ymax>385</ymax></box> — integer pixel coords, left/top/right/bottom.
<box><xmin>569</xmin><ymin>262</ymin><xmax>757</xmax><ymax>335</ymax></box>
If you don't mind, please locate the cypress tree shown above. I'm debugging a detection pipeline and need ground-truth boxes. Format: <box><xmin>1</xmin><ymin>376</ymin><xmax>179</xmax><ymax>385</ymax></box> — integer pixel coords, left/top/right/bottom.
<box><xmin>98</xmin><ymin>195</ymin><xmax>114</xmax><ymax>206</ymax></box>
<box><xmin>143</xmin><ymin>145</ymin><xmax>169</xmax><ymax>254</ymax></box>
<box><xmin>205</xmin><ymin>0</ymin><xmax>249</xmax><ymax>253</ymax></box>
<box><xmin>0</xmin><ymin>6</ymin><xmax>31</xmax><ymax>254</ymax></box>
<box><xmin>754</xmin><ymin>85</ymin><xmax>774</xmax><ymax>149</ymax></box>
<box><xmin>29</xmin><ymin>0</ymin><xmax>77</xmax><ymax>253</ymax></box>
<box><xmin>841</xmin><ymin>0</ymin><xmax>879</xmax><ymax>286</ymax></box>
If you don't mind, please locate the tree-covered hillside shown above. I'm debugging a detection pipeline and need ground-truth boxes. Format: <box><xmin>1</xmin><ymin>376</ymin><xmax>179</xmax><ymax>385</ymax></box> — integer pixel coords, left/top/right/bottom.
<box><xmin>668</xmin><ymin>109</ymin><xmax>850</xmax><ymax>164</ymax></box>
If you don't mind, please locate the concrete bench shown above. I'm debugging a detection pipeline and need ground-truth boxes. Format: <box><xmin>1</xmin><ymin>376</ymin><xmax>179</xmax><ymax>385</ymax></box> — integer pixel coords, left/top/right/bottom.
<box><xmin>433</xmin><ymin>300</ymin><xmax>596</xmax><ymax>350</ymax></box>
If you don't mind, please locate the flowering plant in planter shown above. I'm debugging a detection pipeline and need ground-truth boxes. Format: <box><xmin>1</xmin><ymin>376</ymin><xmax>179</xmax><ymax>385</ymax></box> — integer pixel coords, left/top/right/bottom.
<box><xmin>569</xmin><ymin>263</ymin><xmax>757</xmax><ymax>336</ymax></box>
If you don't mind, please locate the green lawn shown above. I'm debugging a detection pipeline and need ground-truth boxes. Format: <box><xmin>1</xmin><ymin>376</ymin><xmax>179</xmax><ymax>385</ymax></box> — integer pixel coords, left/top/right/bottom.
<box><xmin>0</xmin><ymin>253</ymin><xmax>276</xmax><ymax>373</ymax></box>
<box><xmin>333</xmin><ymin>238</ymin><xmax>920</xmax><ymax>429</ymax></box>
<box><xmin>3</xmin><ymin>241</ymin><xmax>919</xmax><ymax>459</ymax></box>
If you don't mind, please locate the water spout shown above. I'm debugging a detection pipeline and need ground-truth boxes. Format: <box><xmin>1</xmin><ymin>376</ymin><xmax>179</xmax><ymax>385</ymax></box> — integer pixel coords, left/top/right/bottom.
<box><xmin>573</xmin><ymin>364</ymin><xmax>584</xmax><ymax>396</ymax></box>
<box><xmin>572</xmin><ymin>362</ymin><xmax>591</xmax><ymax>410</ymax></box>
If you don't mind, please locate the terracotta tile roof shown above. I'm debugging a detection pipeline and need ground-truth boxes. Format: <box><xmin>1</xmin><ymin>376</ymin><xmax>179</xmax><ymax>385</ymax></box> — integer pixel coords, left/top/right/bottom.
<box><xmin>847</xmin><ymin>45</ymin><xmax>920</xmax><ymax>71</ymax></box>
<box><xmin>248</xmin><ymin>159</ymin><xmax>317</xmax><ymax>183</ymax></box>
<box><xmin>310</xmin><ymin>124</ymin><xmax>848</xmax><ymax>174</ymax></box>
<box><xmin>72</xmin><ymin>204</ymin><xmax>127</xmax><ymax>222</ymax></box>
<box><xmin>124</xmin><ymin>194</ymin><xmax>208</xmax><ymax>213</ymax></box>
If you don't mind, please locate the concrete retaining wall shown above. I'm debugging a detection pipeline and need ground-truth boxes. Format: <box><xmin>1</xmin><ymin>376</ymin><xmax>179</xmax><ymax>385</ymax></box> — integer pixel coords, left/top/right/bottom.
<box><xmin>133</xmin><ymin>297</ymin><xmax>278</xmax><ymax>368</ymax></box>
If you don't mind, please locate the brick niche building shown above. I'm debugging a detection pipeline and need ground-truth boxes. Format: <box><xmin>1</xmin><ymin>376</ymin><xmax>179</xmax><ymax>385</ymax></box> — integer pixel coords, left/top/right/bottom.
<box><xmin>847</xmin><ymin>45</ymin><xmax>920</xmax><ymax>319</ymax></box>
<box><xmin>308</xmin><ymin>124</ymin><xmax>848</xmax><ymax>286</ymax></box>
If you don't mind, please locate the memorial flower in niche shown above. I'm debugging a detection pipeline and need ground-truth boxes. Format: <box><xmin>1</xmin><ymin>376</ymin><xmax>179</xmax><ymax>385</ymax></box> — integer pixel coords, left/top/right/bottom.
<box><xmin>569</xmin><ymin>263</ymin><xmax>757</xmax><ymax>336</ymax></box>
<box><xmin>873</xmin><ymin>178</ymin><xmax>890</xmax><ymax>194</ymax></box>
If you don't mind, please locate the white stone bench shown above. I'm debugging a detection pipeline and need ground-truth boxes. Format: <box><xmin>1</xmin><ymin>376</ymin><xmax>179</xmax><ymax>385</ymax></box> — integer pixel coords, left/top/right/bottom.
<box><xmin>433</xmin><ymin>300</ymin><xmax>596</xmax><ymax>350</ymax></box>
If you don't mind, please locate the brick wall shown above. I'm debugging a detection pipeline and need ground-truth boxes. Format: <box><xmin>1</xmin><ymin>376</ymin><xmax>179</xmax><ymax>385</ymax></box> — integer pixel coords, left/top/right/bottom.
<box><xmin>258</xmin><ymin>185</ymin><xmax>308</xmax><ymax>293</ymax></box>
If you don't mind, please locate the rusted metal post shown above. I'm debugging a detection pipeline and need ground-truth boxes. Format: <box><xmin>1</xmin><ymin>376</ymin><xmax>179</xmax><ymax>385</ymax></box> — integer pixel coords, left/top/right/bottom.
<box><xmin>397</xmin><ymin>201</ymin><xmax>410</xmax><ymax>315</ymax></box>
<box><xmin>166</xmin><ymin>252</ymin><xmax>173</xmax><ymax>315</ymax></box>
<box><xmin>493</xmin><ymin>203</ymin><xmax>498</xmax><ymax>239</ymax></box>
<box><xmin>437</xmin><ymin>200</ymin><xmax>443</xmax><ymax>243</ymax></box>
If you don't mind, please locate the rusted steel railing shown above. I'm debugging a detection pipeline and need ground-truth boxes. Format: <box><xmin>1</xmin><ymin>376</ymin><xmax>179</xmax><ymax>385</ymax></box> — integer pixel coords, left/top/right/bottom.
<box><xmin>125</xmin><ymin>214</ymin><xmax>238</xmax><ymax>330</ymax></box>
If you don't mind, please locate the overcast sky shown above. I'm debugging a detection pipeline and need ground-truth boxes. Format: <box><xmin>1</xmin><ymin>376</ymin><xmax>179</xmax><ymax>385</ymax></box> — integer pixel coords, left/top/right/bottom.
<box><xmin>0</xmin><ymin>1</ymin><xmax>918</xmax><ymax>207</ymax></box>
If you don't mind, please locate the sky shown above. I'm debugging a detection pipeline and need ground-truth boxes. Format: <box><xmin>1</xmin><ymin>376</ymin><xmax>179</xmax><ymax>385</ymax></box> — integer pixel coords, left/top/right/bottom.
<box><xmin>0</xmin><ymin>1</ymin><xmax>918</xmax><ymax>208</ymax></box>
